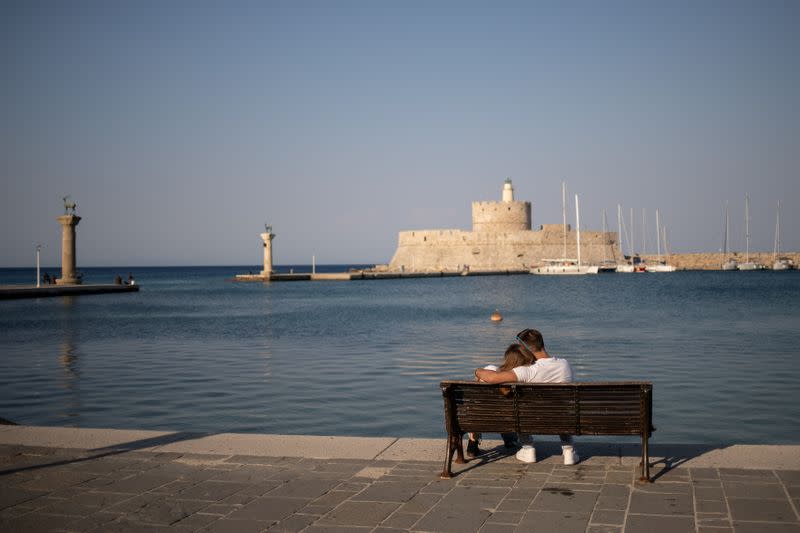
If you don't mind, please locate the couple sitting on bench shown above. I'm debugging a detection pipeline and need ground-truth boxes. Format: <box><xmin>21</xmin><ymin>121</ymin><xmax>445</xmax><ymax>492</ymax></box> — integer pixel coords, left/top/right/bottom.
<box><xmin>470</xmin><ymin>328</ymin><xmax>578</xmax><ymax>466</ymax></box>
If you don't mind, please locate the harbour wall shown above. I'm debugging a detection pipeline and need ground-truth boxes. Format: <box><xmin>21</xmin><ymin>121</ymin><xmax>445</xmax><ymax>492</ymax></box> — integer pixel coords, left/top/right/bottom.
<box><xmin>388</xmin><ymin>225</ymin><xmax>623</xmax><ymax>272</ymax></box>
<box><xmin>0</xmin><ymin>284</ymin><xmax>139</xmax><ymax>300</ymax></box>
<box><xmin>643</xmin><ymin>251</ymin><xmax>800</xmax><ymax>270</ymax></box>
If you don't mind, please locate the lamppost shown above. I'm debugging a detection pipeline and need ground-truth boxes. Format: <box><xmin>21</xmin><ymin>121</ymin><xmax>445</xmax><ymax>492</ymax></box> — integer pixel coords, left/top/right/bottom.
<box><xmin>36</xmin><ymin>244</ymin><xmax>42</xmax><ymax>288</ymax></box>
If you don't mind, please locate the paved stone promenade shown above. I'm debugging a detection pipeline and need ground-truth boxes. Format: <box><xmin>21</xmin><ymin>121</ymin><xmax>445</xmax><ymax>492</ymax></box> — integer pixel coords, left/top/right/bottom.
<box><xmin>2</xmin><ymin>436</ymin><xmax>799</xmax><ymax>533</ymax></box>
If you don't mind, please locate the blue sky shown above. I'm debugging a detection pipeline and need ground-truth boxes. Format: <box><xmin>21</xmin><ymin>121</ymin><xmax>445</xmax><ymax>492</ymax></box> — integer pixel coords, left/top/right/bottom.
<box><xmin>2</xmin><ymin>1</ymin><xmax>798</xmax><ymax>266</ymax></box>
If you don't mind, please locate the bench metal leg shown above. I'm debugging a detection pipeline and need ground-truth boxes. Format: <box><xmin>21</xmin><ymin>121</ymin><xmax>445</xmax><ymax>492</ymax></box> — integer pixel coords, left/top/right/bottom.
<box><xmin>638</xmin><ymin>432</ymin><xmax>652</xmax><ymax>483</ymax></box>
<box><xmin>440</xmin><ymin>433</ymin><xmax>457</xmax><ymax>479</ymax></box>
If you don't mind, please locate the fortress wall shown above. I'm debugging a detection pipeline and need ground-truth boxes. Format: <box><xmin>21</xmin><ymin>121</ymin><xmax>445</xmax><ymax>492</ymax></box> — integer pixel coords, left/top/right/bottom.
<box><xmin>471</xmin><ymin>201</ymin><xmax>531</xmax><ymax>232</ymax></box>
<box><xmin>397</xmin><ymin>229</ymin><xmax>472</xmax><ymax>246</ymax></box>
<box><xmin>534</xmin><ymin>230</ymin><xmax>623</xmax><ymax>265</ymax></box>
<box><xmin>540</xmin><ymin>223</ymin><xmax>571</xmax><ymax>232</ymax></box>
<box><xmin>389</xmin><ymin>229</ymin><xmax>623</xmax><ymax>271</ymax></box>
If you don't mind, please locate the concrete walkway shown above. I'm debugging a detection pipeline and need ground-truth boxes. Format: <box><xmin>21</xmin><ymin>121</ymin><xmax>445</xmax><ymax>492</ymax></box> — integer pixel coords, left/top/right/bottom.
<box><xmin>1</xmin><ymin>426</ymin><xmax>799</xmax><ymax>532</ymax></box>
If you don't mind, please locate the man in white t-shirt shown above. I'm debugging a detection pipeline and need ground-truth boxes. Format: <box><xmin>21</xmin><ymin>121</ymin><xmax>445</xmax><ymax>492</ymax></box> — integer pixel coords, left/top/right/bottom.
<box><xmin>474</xmin><ymin>328</ymin><xmax>579</xmax><ymax>465</ymax></box>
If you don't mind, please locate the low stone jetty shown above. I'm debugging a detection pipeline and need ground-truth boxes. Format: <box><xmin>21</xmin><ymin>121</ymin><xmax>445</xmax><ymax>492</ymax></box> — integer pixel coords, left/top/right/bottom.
<box><xmin>232</xmin><ymin>252</ymin><xmax>800</xmax><ymax>282</ymax></box>
<box><xmin>642</xmin><ymin>251</ymin><xmax>800</xmax><ymax>270</ymax></box>
<box><xmin>0</xmin><ymin>284</ymin><xmax>139</xmax><ymax>300</ymax></box>
<box><xmin>232</xmin><ymin>269</ymin><xmax>529</xmax><ymax>282</ymax></box>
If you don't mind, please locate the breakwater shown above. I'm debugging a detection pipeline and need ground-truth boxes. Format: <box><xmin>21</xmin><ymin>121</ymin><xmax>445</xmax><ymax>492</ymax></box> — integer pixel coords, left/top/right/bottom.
<box><xmin>234</xmin><ymin>251</ymin><xmax>799</xmax><ymax>282</ymax></box>
<box><xmin>232</xmin><ymin>269</ymin><xmax>529</xmax><ymax>282</ymax></box>
<box><xmin>642</xmin><ymin>251</ymin><xmax>799</xmax><ymax>270</ymax></box>
<box><xmin>0</xmin><ymin>283</ymin><xmax>139</xmax><ymax>300</ymax></box>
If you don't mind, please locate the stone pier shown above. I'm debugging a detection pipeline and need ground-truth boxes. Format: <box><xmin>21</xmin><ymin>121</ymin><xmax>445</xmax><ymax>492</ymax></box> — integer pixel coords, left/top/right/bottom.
<box><xmin>643</xmin><ymin>251</ymin><xmax>800</xmax><ymax>270</ymax></box>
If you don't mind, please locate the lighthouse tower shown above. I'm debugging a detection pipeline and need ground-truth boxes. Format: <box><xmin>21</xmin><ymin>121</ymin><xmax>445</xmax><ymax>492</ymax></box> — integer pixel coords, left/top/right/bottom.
<box><xmin>260</xmin><ymin>225</ymin><xmax>275</xmax><ymax>276</ymax></box>
<box><xmin>502</xmin><ymin>178</ymin><xmax>514</xmax><ymax>202</ymax></box>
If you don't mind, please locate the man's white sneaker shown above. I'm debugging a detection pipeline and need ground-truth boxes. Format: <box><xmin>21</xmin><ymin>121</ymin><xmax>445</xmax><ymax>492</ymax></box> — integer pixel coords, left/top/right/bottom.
<box><xmin>563</xmin><ymin>446</ymin><xmax>579</xmax><ymax>466</ymax></box>
<box><xmin>515</xmin><ymin>445</ymin><xmax>537</xmax><ymax>463</ymax></box>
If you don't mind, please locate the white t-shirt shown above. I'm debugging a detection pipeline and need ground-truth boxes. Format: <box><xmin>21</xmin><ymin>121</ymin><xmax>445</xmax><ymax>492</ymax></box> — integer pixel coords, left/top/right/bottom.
<box><xmin>512</xmin><ymin>357</ymin><xmax>574</xmax><ymax>383</ymax></box>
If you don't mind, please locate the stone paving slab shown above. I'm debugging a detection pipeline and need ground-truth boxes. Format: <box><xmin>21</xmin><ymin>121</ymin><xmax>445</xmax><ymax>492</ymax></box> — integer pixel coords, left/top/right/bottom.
<box><xmin>0</xmin><ymin>428</ymin><xmax>800</xmax><ymax>532</ymax></box>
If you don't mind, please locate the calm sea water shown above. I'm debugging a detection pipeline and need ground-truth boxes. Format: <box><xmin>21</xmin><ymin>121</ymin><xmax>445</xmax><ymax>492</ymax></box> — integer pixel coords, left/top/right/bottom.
<box><xmin>1</xmin><ymin>266</ymin><xmax>799</xmax><ymax>444</ymax></box>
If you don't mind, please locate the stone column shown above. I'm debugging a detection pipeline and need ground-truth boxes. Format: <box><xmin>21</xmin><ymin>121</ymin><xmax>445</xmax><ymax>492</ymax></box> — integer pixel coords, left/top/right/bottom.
<box><xmin>260</xmin><ymin>230</ymin><xmax>275</xmax><ymax>276</ymax></box>
<box><xmin>56</xmin><ymin>215</ymin><xmax>81</xmax><ymax>285</ymax></box>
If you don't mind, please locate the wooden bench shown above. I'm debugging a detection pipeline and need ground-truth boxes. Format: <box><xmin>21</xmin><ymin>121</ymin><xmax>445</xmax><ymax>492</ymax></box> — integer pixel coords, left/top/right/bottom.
<box><xmin>440</xmin><ymin>381</ymin><xmax>655</xmax><ymax>481</ymax></box>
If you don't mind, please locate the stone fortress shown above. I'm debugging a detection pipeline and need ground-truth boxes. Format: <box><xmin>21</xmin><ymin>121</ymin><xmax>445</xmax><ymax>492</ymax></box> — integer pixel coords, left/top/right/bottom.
<box><xmin>387</xmin><ymin>179</ymin><xmax>624</xmax><ymax>272</ymax></box>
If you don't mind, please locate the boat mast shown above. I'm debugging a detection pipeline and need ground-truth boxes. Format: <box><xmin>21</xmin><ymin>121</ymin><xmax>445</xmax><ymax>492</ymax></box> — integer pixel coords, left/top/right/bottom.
<box><xmin>656</xmin><ymin>208</ymin><xmax>661</xmax><ymax>260</ymax></box>
<box><xmin>618</xmin><ymin>204</ymin><xmax>629</xmax><ymax>258</ymax></box>
<box><xmin>630</xmin><ymin>207</ymin><xmax>635</xmax><ymax>260</ymax></box>
<box><xmin>745</xmin><ymin>193</ymin><xmax>751</xmax><ymax>263</ymax></box>
<box><xmin>642</xmin><ymin>208</ymin><xmax>647</xmax><ymax>257</ymax></box>
<box><xmin>602</xmin><ymin>209</ymin><xmax>608</xmax><ymax>263</ymax></box>
<box><xmin>617</xmin><ymin>205</ymin><xmax>623</xmax><ymax>261</ymax></box>
<box><xmin>561</xmin><ymin>182</ymin><xmax>567</xmax><ymax>260</ymax></box>
<box><xmin>619</xmin><ymin>205</ymin><xmax>632</xmax><ymax>259</ymax></box>
<box><xmin>724</xmin><ymin>201</ymin><xmax>730</xmax><ymax>257</ymax></box>
<box><xmin>774</xmin><ymin>200</ymin><xmax>781</xmax><ymax>260</ymax></box>
<box><xmin>576</xmin><ymin>194</ymin><xmax>582</xmax><ymax>267</ymax></box>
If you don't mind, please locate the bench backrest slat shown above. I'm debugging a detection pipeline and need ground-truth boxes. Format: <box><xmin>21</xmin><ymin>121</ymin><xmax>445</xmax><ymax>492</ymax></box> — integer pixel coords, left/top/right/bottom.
<box><xmin>452</xmin><ymin>387</ymin><xmax>518</xmax><ymax>434</ymax></box>
<box><xmin>442</xmin><ymin>381</ymin><xmax>653</xmax><ymax>437</ymax></box>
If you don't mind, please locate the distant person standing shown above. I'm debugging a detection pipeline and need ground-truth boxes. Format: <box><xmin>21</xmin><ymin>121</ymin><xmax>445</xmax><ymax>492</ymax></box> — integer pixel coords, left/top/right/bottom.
<box><xmin>475</xmin><ymin>328</ymin><xmax>579</xmax><ymax>465</ymax></box>
<box><xmin>127</xmin><ymin>273</ymin><xmax>135</xmax><ymax>286</ymax></box>
<box><xmin>114</xmin><ymin>275</ymin><xmax>123</xmax><ymax>285</ymax></box>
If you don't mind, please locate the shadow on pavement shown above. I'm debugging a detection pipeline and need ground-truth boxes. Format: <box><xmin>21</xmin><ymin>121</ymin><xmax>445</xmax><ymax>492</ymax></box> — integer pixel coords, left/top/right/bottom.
<box><xmin>0</xmin><ymin>431</ymin><xmax>211</xmax><ymax>476</ymax></box>
<box><xmin>447</xmin><ymin>439</ymin><xmax>728</xmax><ymax>481</ymax></box>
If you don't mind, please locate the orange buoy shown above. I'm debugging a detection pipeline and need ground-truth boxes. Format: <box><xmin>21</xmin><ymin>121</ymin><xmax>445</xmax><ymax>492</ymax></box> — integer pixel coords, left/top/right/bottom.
<box><xmin>490</xmin><ymin>310</ymin><xmax>503</xmax><ymax>322</ymax></box>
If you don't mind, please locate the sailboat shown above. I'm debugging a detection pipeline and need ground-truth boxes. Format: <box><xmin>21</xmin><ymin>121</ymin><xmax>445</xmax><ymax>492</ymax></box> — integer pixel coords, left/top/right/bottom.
<box><xmin>721</xmin><ymin>201</ymin><xmax>738</xmax><ymax>270</ymax></box>
<box><xmin>615</xmin><ymin>204</ymin><xmax>634</xmax><ymax>272</ymax></box>
<box><xmin>531</xmin><ymin>185</ymin><xmax>599</xmax><ymax>275</ymax></box>
<box><xmin>640</xmin><ymin>208</ymin><xmax>648</xmax><ymax>269</ymax></box>
<box><xmin>646</xmin><ymin>209</ymin><xmax>676</xmax><ymax>272</ymax></box>
<box><xmin>631</xmin><ymin>207</ymin><xmax>646</xmax><ymax>272</ymax></box>
<box><xmin>738</xmin><ymin>193</ymin><xmax>766</xmax><ymax>270</ymax></box>
<box><xmin>772</xmin><ymin>201</ymin><xmax>793</xmax><ymax>270</ymax></box>
<box><xmin>597</xmin><ymin>209</ymin><xmax>617</xmax><ymax>272</ymax></box>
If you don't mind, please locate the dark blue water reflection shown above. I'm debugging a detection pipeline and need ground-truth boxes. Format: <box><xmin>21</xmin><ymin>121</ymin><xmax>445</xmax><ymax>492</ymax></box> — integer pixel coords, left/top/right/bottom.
<box><xmin>1</xmin><ymin>266</ymin><xmax>799</xmax><ymax>443</ymax></box>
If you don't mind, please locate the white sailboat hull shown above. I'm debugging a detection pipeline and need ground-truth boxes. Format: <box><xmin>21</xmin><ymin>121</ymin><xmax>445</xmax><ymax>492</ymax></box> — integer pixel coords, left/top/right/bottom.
<box><xmin>615</xmin><ymin>264</ymin><xmax>634</xmax><ymax>273</ymax></box>
<box><xmin>738</xmin><ymin>262</ymin><xmax>766</xmax><ymax>271</ymax></box>
<box><xmin>721</xmin><ymin>260</ymin><xmax>738</xmax><ymax>271</ymax></box>
<box><xmin>531</xmin><ymin>264</ymin><xmax>599</xmax><ymax>275</ymax></box>
<box><xmin>645</xmin><ymin>264</ymin><xmax>676</xmax><ymax>272</ymax></box>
